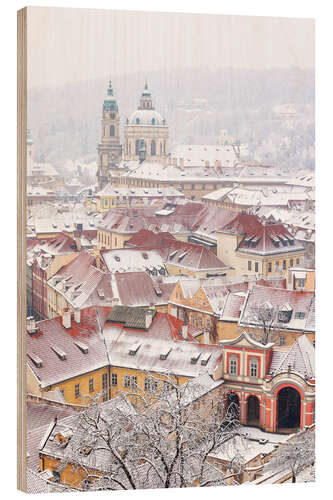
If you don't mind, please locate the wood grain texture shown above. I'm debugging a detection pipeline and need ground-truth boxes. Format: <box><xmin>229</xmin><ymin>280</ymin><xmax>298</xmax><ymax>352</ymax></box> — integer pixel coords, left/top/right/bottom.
<box><xmin>17</xmin><ymin>6</ymin><xmax>27</xmax><ymax>493</ymax></box>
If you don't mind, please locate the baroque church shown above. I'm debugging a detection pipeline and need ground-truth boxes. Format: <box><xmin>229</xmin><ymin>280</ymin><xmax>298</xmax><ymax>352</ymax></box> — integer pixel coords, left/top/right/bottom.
<box><xmin>97</xmin><ymin>79</ymin><xmax>168</xmax><ymax>190</ymax></box>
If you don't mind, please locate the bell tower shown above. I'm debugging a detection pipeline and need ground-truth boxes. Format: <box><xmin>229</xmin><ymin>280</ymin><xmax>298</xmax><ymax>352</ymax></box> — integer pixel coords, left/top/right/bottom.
<box><xmin>97</xmin><ymin>79</ymin><xmax>122</xmax><ymax>190</ymax></box>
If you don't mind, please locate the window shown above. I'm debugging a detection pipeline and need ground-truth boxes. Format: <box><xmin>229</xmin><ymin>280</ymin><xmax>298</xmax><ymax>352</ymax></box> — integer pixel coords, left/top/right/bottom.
<box><xmin>111</xmin><ymin>373</ymin><xmax>118</xmax><ymax>386</ymax></box>
<box><xmin>110</xmin><ymin>125</ymin><xmax>115</xmax><ymax>137</ymax></box>
<box><xmin>131</xmin><ymin>376</ymin><xmax>137</xmax><ymax>388</ymax></box>
<box><xmin>151</xmin><ymin>117</ymin><xmax>155</xmax><ymax>125</ymax></box>
<box><xmin>296</xmin><ymin>258</ymin><xmax>300</xmax><ymax>265</ymax></box>
<box><xmin>135</xmin><ymin>140</ymin><xmax>140</xmax><ymax>155</ymax></box>
<box><xmin>192</xmin><ymin>184</ymin><xmax>195</xmax><ymax>190</ymax></box>
<box><xmin>102</xmin><ymin>373</ymin><xmax>108</xmax><ymax>390</ymax></box>
<box><xmin>283</xmin><ymin>260</ymin><xmax>286</xmax><ymax>270</ymax></box>
<box><xmin>275</xmin><ymin>261</ymin><xmax>279</xmax><ymax>268</ymax></box>
<box><xmin>124</xmin><ymin>375</ymin><xmax>131</xmax><ymax>388</ymax></box>
<box><xmin>249</xmin><ymin>358</ymin><xmax>258</xmax><ymax>377</ymax></box>
<box><xmin>89</xmin><ymin>378</ymin><xmax>94</xmax><ymax>393</ymax></box>
<box><xmin>202</xmin><ymin>184</ymin><xmax>206</xmax><ymax>189</ymax></box>
<box><xmin>151</xmin><ymin>140</ymin><xmax>156</xmax><ymax>156</ymax></box>
<box><xmin>268</xmin><ymin>262</ymin><xmax>272</xmax><ymax>273</ymax></box>
<box><xmin>290</xmin><ymin>259</ymin><xmax>294</xmax><ymax>267</ymax></box>
<box><xmin>295</xmin><ymin>311</ymin><xmax>305</xmax><ymax>319</ymax></box>
<box><xmin>229</xmin><ymin>356</ymin><xmax>238</xmax><ymax>375</ymax></box>
<box><xmin>136</xmin><ymin>117</ymin><xmax>140</xmax><ymax>124</ymax></box>
<box><xmin>279</xmin><ymin>336</ymin><xmax>285</xmax><ymax>346</ymax></box>
<box><xmin>198</xmin><ymin>316</ymin><xmax>203</xmax><ymax>327</ymax></box>
<box><xmin>178</xmin><ymin>308</ymin><xmax>184</xmax><ymax>320</ymax></box>
<box><xmin>75</xmin><ymin>384</ymin><xmax>80</xmax><ymax>398</ymax></box>
<box><xmin>60</xmin><ymin>389</ymin><xmax>64</xmax><ymax>397</ymax></box>
<box><xmin>52</xmin><ymin>471</ymin><xmax>61</xmax><ymax>484</ymax></box>
<box><xmin>248</xmin><ymin>261</ymin><xmax>252</xmax><ymax>271</ymax></box>
<box><xmin>190</xmin><ymin>314</ymin><xmax>195</xmax><ymax>325</ymax></box>
<box><xmin>255</xmin><ymin>262</ymin><xmax>259</xmax><ymax>272</ymax></box>
<box><xmin>313</xmin><ymin>340</ymin><xmax>315</xmax><ymax>348</ymax></box>
<box><xmin>144</xmin><ymin>378</ymin><xmax>158</xmax><ymax>392</ymax></box>
<box><xmin>297</xmin><ymin>279</ymin><xmax>305</xmax><ymax>288</ymax></box>
<box><xmin>206</xmin><ymin>318</ymin><xmax>211</xmax><ymax>329</ymax></box>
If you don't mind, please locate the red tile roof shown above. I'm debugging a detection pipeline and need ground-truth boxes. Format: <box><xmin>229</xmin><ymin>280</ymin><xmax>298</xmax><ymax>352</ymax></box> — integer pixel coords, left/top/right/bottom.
<box><xmin>220</xmin><ymin>213</ymin><xmax>304</xmax><ymax>255</ymax></box>
<box><xmin>27</xmin><ymin>309</ymin><xmax>213</xmax><ymax>387</ymax></box>
<box><xmin>27</xmin><ymin>306</ymin><xmax>112</xmax><ymax>388</ymax></box>
<box><xmin>126</xmin><ymin>229</ymin><xmax>175</xmax><ymax>248</ymax></box>
<box><xmin>239</xmin><ymin>285</ymin><xmax>315</xmax><ymax>332</ymax></box>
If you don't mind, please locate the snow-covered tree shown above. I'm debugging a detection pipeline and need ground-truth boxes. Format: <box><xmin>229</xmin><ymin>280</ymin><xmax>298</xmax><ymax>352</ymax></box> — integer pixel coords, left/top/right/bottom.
<box><xmin>268</xmin><ymin>431</ymin><xmax>315</xmax><ymax>483</ymax></box>
<box><xmin>247</xmin><ymin>302</ymin><xmax>279</xmax><ymax>345</ymax></box>
<box><xmin>56</xmin><ymin>374</ymin><xmax>242</xmax><ymax>490</ymax></box>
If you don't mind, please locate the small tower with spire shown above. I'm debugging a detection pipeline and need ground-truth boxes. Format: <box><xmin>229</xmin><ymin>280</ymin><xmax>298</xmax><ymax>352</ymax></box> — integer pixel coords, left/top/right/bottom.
<box><xmin>97</xmin><ymin>78</ymin><xmax>122</xmax><ymax>190</ymax></box>
<box><xmin>139</xmin><ymin>80</ymin><xmax>154</xmax><ymax>110</ymax></box>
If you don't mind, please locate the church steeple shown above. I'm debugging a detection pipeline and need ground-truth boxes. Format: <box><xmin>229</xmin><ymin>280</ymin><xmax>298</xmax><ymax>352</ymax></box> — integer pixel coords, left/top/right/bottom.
<box><xmin>97</xmin><ymin>77</ymin><xmax>122</xmax><ymax>191</ymax></box>
<box><xmin>103</xmin><ymin>79</ymin><xmax>118</xmax><ymax>112</ymax></box>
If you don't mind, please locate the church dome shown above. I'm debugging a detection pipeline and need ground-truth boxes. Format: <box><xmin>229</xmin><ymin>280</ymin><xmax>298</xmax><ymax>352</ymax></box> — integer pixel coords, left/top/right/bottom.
<box><xmin>127</xmin><ymin>109</ymin><xmax>165</xmax><ymax>126</ymax></box>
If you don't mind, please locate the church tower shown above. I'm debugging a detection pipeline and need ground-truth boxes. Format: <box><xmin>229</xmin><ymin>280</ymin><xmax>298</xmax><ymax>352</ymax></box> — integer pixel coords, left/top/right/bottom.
<box><xmin>97</xmin><ymin>79</ymin><xmax>122</xmax><ymax>190</ymax></box>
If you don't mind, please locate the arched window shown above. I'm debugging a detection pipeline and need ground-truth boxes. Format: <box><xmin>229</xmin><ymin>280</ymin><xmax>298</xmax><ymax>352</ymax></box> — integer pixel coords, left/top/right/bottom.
<box><xmin>135</xmin><ymin>140</ymin><xmax>140</xmax><ymax>155</ymax></box>
<box><xmin>110</xmin><ymin>125</ymin><xmax>115</xmax><ymax>137</ymax></box>
<box><xmin>151</xmin><ymin>117</ymin><xmax>155</xmax><ymax>125</ymax></box>
<box><xmin>136</xmin><ymin>117</ymin><xmax>140</xmax><ymax>125</ymax></box>
<box><xmin>151</xmin><ymin>140</ymin><xmax>156</xmax><ymax>156</ymax></box>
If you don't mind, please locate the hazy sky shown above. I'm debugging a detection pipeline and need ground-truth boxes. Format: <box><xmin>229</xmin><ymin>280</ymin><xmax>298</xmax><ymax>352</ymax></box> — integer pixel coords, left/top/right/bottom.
<box><xmin>27</xmin><ymin>7</ymin><xmax>314</xmax><ymax>89</ymax></box>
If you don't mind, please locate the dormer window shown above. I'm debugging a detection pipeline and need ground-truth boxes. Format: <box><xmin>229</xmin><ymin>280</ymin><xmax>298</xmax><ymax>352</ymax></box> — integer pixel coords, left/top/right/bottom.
<box><xmin>278</xmin><ymin>303</ymin><xmax>293</xmax><ymax>323</ymax></box>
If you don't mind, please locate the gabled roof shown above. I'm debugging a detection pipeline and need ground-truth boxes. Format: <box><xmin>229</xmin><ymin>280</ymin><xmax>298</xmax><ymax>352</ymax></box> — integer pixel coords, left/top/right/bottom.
<box><xmin>270</xmin><ymin>335</ymin><xmax>315</xmax><ymax>380</ymax></box>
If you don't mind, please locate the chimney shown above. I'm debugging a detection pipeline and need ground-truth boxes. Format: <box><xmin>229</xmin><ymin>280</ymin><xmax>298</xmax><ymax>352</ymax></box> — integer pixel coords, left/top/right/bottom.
<box><xmin>27</xmin><ymin>316</ymin><xmax>36</xmax><ymax>334</ymax></box>
<box><xmin>62</xmin><ymin>308</ymin><xmax>71</xmax><ymax>329</ymax></box>
<box><xmin>111</xmin><ymin>297</ymin><xmax>120</xmax><ymax>307</ymax></box>
<box><xmin>74</xmin><ymin>223</ymin><xmax>83</xmax><ymax>252</ymax></box>
<box><xmin>74</xmin><ymin>309</ymin><xmax>81</xmax><ymax>324</ymax></box>
<box><xmin>145</xmin><ymin>309</ymin><xmax>154</xmax><ymax>329</ymax></box>
<box><xmin>182</xmin><ymin>323</ymin><xmax>188</xmax><ymax>340</ymax></box>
